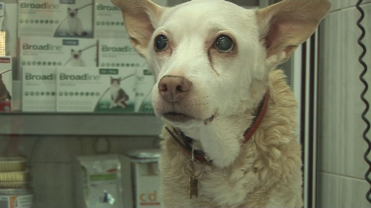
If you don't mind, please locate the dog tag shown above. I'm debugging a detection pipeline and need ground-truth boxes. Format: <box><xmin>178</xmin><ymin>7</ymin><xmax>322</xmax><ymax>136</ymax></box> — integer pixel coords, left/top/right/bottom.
<box><xmin>189</xmin><ymin>175</ymin><xmax>198</xmax><ymax>199</ymax></box>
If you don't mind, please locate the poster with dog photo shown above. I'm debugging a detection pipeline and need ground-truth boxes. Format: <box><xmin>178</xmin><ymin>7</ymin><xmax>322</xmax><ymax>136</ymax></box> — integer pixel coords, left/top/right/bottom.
<box><xmin>20</xmin><ymin>37</ymin><xmax>97</xmax><ymax>69</ymax></box>
<box><xmin>0</xmin><ymin>57</ymin><xmax>12</xmax><ymax>112</ymax></box>
<box><xmin>18</xmin><ymin>0</ymin><xmax>93</xmax><ymax>38</ymax></box>
<box><xmin>56</xmin><ymin>67</ymin><xmax>136</xmax><ymax>113</ymax></box>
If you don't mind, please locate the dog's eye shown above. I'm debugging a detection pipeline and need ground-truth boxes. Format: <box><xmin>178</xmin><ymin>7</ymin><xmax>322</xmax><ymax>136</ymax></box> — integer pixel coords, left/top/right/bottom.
<box><xmin>154</xmin><ymin>35</ymin><xmax>168</xmax><ymax>52</ymax></box>
<box><xmin>215</xmin><ymin>35</ymin><xmax>234</xmax><ymax>52</ymax></box>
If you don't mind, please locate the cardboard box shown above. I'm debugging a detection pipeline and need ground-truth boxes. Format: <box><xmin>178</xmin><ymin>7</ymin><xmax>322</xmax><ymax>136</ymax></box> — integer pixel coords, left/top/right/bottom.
<box><xmin>22</xmin><ymin>67</ymin><xmax>56</xmax><ymax>112</ymax></box>
<box><xmin>20</xmin><ymin>37</ymin><xmax>98</xmax><ymax>68</ymax></box>
<box><xmin>0</xmin><ymin>56</ymin><xmax>12</xmax><ymax>112</ymax></box>
<box><xmin>18</xmin><ymin>0</ymin><xmax>94</xmax><ymax>38</ymax></box>
<box><xmin>56</xmin><ymin>67</ymin><xmax>136</xmax><ymax>112</ymax></box>
<box><xmin>98</xmin><ymin>38</ymin><xmax>145</xmax><ymax>69</ymax></box>
<box><xmin>94</xmin><ymin>0</ymin><xmax>128</xmax><ymax>39</ymax></box>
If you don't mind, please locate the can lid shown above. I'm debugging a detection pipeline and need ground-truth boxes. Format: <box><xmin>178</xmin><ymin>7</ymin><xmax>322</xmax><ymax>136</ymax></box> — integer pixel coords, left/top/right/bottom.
<box><xmin>126</xmin><ymin>149</ymin><xmax>161</xmax><ymax>159</ymax></box>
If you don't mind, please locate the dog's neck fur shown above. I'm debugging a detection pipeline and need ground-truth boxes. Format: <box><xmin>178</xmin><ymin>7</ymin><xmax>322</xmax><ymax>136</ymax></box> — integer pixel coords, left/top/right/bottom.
<box><xmin>171</xmin><ymin>77</ymin><xmax>268</xmax><ymax>168</ymax></box>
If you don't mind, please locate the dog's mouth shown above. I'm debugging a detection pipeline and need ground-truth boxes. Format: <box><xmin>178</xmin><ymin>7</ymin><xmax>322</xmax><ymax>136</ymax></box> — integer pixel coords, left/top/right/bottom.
<box><xmin>163</xmin><ymin>111</ymin><xmax>218</xmax><ymax>125</ymax></box>
<box><xmin>163</xmin><ymin>112</ymin><xmax>195</xmax><ymax>123</ymax></box>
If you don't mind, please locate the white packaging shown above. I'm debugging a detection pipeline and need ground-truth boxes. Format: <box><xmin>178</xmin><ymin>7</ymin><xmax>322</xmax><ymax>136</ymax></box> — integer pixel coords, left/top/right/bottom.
<box><xmin>0</xmin><ymin>57</ymin><xmax>12</xmax><ymax>112</ymax></box>
<box><xmin>18</xmin><ymin>0</ymin><xmax>94</xmax><ymax>38</ymax></box>
<box><xmin>20</xmin><ymin>37</ymin><xmax>97</xmax><ymax>68</ymax></box>
<box><xmin>98</xmin><ymin>38</ymin><xmax>146</xmax><ymax>69</ymax></box>
<box><xmin>78</xmin><ymin>155</ymin><xmax>124</xmax><ymax>208</ymax></box>
<box><xmin>56</xmin><ymin>67</ymin><xmax>136</xmax><ymax>112</ymax></box>
<box><xmin>22</xmin><ymin>67</ymin><xmax>56</xmax><ymax>112</ymax></box>
<box><xmin>94</xmin><ymin>0</ymin><xmax>128</xmax><ymax>39</ymax></box>
<box><xmin>135</xmin><ymin>69</ymin><xmax>154</xmax><ymax>113</ymax></box>
<box><xmin>134</xmin><ymin>162</ymin><xmax>161</xmax><ymax>208</ymax></box>
<box><xmin>126</xmin><ymin>150</ymin><xmax>162</xmax><ymax>208</ymax></box>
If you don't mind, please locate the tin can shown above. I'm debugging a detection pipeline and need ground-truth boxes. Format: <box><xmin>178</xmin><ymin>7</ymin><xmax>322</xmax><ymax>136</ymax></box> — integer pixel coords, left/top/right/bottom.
<box><xmin>0</xmin><ymin>189</ymin><xmax>33</xmax><ymax>208</ymax></box>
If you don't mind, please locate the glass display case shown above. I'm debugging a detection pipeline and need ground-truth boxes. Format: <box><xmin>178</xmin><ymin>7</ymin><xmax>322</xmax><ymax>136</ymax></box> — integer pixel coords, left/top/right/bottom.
<box><xmin>0</xmin><ymin>0</ymin><xmax>306</xmax><ymax>207</ymax></box>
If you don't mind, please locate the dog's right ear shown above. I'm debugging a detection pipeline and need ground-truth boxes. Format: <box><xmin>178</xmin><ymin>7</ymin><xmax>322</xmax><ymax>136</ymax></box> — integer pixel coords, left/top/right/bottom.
<box><xmin>111</xmin><ymin>0</ymin><xmax>164</xmax><ymax>58</ymax></box>
<box><xmin>71</xmin><ymin>49</ymin><xmax>74</xmax><ymax>53</ymax></box>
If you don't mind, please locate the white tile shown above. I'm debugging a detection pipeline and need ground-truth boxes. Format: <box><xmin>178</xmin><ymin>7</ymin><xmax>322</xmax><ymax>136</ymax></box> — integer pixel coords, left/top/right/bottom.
<box><xmin>343</xmin><ymin>0</ymin><xmax>371</xmax><ymax>8</ymax></box>
<box><xmin>32</xmin><ymin>163</ymin><xmax>75</xmax><ymax>208</ymax></box>
<box><xmin>318</xmin><ymin>5</ymin><xmax>371</xmax><ymax>179</ymax></box>
<box><xmin>329</xmin><ymin>0</ymin><xmax>342</xmax><ymax>12</ymax></box>
<box><xmin>318</xmin><ymin>173</ymin><xmax>371</xmax><ymax>207</ymax></box>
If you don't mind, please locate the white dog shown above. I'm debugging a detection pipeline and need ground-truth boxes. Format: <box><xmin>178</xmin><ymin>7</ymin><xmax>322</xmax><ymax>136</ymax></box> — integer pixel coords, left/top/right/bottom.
<box><xmin>70</xmin><ymin>49</ymin><xmax>85</xmax><ymax>67</ymax></box>
<box><xmin>112</xmin><ymin>0</ymin><xmax>330</xmax><ymax>207</ymax></box>
<box><xmin>67</xmin><ymin>8</ymin><xmax>87</xmax><ymax>36</ymax></box>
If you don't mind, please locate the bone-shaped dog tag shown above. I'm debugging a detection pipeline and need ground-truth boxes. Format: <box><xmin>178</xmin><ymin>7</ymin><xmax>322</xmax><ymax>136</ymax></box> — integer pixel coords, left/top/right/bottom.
<box><xmin>189</xmin><ymin>175</ymin><xmax>198</xmax><ymax>199</ymax></box>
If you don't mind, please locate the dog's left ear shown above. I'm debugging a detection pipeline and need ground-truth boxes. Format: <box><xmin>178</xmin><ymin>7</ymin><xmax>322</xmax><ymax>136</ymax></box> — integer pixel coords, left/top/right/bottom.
<box><xmin>111</xmin><ymin>0</ymin><xmax>164</xmax><ymax>58</ymax></box>
<box><xmin>257</xmin><ymin>0</ymin><xmax>331</xmax><ymax>67</ymax></box>
<box><xmin>78</xmin><ymin>50</ymin><xmax>82</xmax><ymax>54</ymax></box>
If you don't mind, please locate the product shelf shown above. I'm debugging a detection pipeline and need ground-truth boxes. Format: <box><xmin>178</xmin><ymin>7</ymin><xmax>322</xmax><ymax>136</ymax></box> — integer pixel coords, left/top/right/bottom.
<box><xmin>0</xmin><ymin>113</ymin><xmax>163</xmax><ymax>136</ymax></box>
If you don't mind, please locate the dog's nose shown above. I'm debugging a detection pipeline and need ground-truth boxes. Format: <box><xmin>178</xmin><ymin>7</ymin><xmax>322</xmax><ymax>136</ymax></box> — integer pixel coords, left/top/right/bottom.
<box><xmin>158</xmin><ymin>75</ymin><xmax>192</xmax><ymax>103</ymax></box>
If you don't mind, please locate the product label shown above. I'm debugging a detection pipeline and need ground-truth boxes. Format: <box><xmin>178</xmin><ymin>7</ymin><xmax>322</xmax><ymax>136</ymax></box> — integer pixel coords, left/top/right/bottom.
<box><xmin>56</xmin><ymin>67</ymin><xmax>136</xmax><ymax>113</ymax></box>
<box><xmin>20</xmin><ymin>37</ymin><xmax>97</xmax><ymax>68</ymax></box>
<box><xmin>18</xmin><ymin>0</ymin><xmax>94</xmax><ymax>38</ymax></box>
<box><xmin>135</xmin><ymin>162</ymin><xmax>161</xmax><ymax>208</ymax></box>
<box><xmin>99</xmin><ymin>39</ymin><xmax>145</xmax><ymax>69</ymax></box>
<box><xmin>22</xmin><ymin>67</ymin><xmax>56</xmax><ymax>112</ymax></box>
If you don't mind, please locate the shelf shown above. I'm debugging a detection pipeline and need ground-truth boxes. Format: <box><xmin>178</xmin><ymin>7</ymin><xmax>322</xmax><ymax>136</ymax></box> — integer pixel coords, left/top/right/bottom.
<box><xmin>0</xmin><ymin>113</ymin><xmax>164</xmax><ymax>136</ymax></box>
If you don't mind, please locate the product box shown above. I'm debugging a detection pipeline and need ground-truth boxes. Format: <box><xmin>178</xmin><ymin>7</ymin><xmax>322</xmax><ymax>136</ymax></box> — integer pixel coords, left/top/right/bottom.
<box><xmin>56</xmin><ymin>67</ymin><xmax>136</xmax><ymax>112</ymax></box>
<box><xmin>22</xmin><ymin>67</ymin><xmax>56</xmax><ymax>112</ymax></box>
<box><xmin>20</xmin><ymin>37</ymin><xmax>98</xmax><ymax>68</ymax></box>
<box><xmin>94</xmin><ymin>0</ymin><xmax>128</xmax><ymax>39</ymax></box>
<box><xmin>18</xmin><ymin>0</ymin><xmax>94</xmax><ymax>38</ymax></box>
<box><xmin>94</xmin><ymin>0</ymin><xmax>168</xmax><ymax>39</ymax></box>
<box><xmin>135</xmin><ymin>69</ymin><xmax>154</xmax><ymax>113</ymax></box>
<box><xmin>98</xmin><ymin>38</ymin><xmax>146</xmax><ymax>69</ymax></box>
<box><xmin>0</xmin><ymin>57</ymin><xmax>12</xmax><ymax>112</ymax></box>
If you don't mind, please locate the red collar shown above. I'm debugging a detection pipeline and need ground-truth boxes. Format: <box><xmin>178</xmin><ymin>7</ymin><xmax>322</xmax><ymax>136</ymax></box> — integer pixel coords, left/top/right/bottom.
<box><xmin>165</xmin><ymin>89</ymin><xmax>270</xmax><ymax>163</ymax></box>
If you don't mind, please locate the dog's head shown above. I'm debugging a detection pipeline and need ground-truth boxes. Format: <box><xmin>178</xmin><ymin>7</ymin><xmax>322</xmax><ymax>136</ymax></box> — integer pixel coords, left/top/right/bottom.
<box><xmin>113</xmin><ymin>0</ymin><xmax>330</xmax><ymax>128</ymax></box>
<box><xmin>71</xmin><ymin>49</ymin><xmax>82</xmax><ymax>60</ymax></box>
<box><xmin>68</xmin><ymin>8</ymin><xmax>78</xmax><ymax>18</ymax></box>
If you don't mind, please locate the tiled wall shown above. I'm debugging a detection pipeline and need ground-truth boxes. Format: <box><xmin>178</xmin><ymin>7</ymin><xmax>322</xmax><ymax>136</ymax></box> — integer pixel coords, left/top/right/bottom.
<box><xmin>318</xmin><ymin>0</ymin><xmax>371</xmax><ymax>207</ymax></box>
<box><xmin>0</xmin><ymin>135</ymin><xmax>160</xmax><ymax>208</ymax></box>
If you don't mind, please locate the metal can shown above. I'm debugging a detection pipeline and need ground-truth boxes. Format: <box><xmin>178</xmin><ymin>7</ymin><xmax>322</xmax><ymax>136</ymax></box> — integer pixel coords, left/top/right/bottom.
<box><xmin>0</xmin><ymin>189</ymin><xmax>33</xmax><ymax>208</ymax></box>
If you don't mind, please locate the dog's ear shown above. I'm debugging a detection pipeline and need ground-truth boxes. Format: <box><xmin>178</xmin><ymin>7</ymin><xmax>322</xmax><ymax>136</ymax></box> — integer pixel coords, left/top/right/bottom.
<box><xmin>78</xmin><ymin>50</ymin><xmax>82</xmax><ymax>54</ymax></box>
<box><xmin>257</xmin><ymin>0</ymin><xmax>331</xmax><ymax>66</ymax></box>
<box><xmin>68</xmin><ymin>8</ymin><xmax>71</xmax><ymax>11</ymax></box>
<box><xmin>71</xmin><ymin>49</ymin><xmax>74</xmax><ymax>53</ymax></box>
<box><xmin>111</xmin><ymin>0</ymin><xmax>164</xmax><ymax>58</ymax></box>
